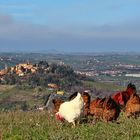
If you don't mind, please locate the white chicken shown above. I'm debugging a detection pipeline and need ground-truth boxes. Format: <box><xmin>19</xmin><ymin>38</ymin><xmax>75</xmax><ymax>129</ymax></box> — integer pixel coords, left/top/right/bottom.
<box><xmin>55</xmin><ymin>92</ymin><xmax>84</xmax><ymax>126</ymax></box>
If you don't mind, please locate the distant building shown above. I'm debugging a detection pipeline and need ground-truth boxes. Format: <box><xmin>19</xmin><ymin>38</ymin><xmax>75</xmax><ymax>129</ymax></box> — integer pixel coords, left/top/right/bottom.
<box><xmin>48</xmin><ymin>83</ymin><xmax>59</xmax><ymax>89</ymax></box>
<box><xmin>125</xmin><ymin>74</ymin><xmax>140</xmax><ymax>78</ymax></box>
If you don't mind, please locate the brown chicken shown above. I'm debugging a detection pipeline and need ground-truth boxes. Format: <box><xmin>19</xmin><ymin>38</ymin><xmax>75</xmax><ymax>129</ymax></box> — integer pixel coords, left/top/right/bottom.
<box><xmin>103</xmin><ymin>97</ymin><xmax>120</xmax><ymax>122</ymax></box>
<box><xmin>125</xmin><ymin>93</ymin><xmax>140</xmax><ymax>118</ymax></box>
<box><xmin>52</xmin><ymin>99</ymin><xmax>64</xmax><ymax>113</ymax></box>
<box><xmin>89</xmin><ymin>97</ymin><xmax>105</xmax><ymax>120</ymax></box>
<box><xmin>112</xmin><ymin>83</ymin><xmax>136</xmax><ymax>107</ymax></box>
<box><xmin>82</xmin><ymin>92</ymin><xmax>91</xmax><ymax>117</ymax></box>
<box><xmin>89</xmin><ymin>97</ymin><xmax>120</xmax><ymax>122</ymax></box>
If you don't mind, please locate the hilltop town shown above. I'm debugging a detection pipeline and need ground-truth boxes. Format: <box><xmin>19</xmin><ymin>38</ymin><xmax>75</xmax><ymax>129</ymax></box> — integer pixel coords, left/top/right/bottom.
<box><xmin>0</xmin><ymin>59</ymin><xmax>83</xmax><ymax>92</ymax></box>
<box><xmin>0</xmin><ymin>62</ymin><xmax>49</xmax><ymax>77</ymax></box>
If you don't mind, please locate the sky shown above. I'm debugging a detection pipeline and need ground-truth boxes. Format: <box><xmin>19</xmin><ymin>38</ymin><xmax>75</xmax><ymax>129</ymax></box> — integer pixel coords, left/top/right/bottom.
<box><xmin>0</xmin><ymin>0</ymin><xmax>140</xmax><ymax>53</ymax></box>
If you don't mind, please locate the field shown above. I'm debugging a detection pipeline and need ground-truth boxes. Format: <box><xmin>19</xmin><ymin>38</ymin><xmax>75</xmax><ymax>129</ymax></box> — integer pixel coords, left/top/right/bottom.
<box><xmin>0</xmin><ymin>84</ymin><xmax>140</xmax><ymax>140</ymax></box>
<box><xmin>0</xmin><ymin>81</ymin><xmax>124</xmax><ymax>111</ymax></box>
<box><xmin>0</xmin><ymin>85</ymin><xmax>50</xmax><ymax>111</ymax></box>
<box><xmin>0</xmin><ymin>111</ymin><xmax>140</xmax><ymax>140</ymax></box>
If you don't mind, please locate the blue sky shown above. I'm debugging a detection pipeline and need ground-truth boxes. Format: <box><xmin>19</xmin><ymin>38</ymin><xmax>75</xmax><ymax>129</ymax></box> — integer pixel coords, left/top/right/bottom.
<box><xmin>0</xmin><ymin>0</ymin><xmax>140</xmax><ymax>53</ymax></box>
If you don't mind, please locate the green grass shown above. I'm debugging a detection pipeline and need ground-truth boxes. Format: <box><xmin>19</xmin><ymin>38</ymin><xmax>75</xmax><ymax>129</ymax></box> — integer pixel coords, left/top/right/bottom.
<box><xmin>0</xmin><ymin>81</ymin><xmax>124</xmax><ymax>111</ymax></box>
<box><xmin>0</xmin><ymin>85</ymin><xmax>50</xmax><ymax>111</ymax></box>
<box><xmin>0</xmin><ymin>85</ymin><xmax>140</xmax><ymax>140</ymax></box>
<box><xmin>83</xmin><ymin>81</ymin><xmax>124</xmax><ymax>91</ymax></box>
<box><xmin>0</xmin><ymin>111</ymin><xmax>140</xmax><ymax>140</ymax></box>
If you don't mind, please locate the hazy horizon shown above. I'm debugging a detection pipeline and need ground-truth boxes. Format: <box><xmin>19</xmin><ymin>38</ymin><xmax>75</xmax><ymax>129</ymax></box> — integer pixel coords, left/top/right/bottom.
<box><xmin>1</xmin><ymin>49</ymin><xmax>140</xmax><ymax>54</ymax></box>
<box><xmin>0</xmin><ymin>1</ymin><xmax>140</xmax><ymax>53</ymax></box>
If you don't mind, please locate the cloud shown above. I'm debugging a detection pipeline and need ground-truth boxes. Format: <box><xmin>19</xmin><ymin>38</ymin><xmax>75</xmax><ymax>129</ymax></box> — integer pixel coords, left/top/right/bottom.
<box><xmin>0</xmin><ymin>13</ymin><xmax>140</xmax><ymax>52</ymax></box>
<box><xmin>0</xmin><ymin>14</ymin><xmax>13</xmax><ymax>25</ymax></box>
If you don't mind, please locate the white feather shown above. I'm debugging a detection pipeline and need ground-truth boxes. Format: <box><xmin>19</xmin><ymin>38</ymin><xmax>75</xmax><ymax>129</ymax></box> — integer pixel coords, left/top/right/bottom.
<box><xmin>57</xmin><ymin>93</ymin><xmax>84</xmax><ymax>124</ymax></box>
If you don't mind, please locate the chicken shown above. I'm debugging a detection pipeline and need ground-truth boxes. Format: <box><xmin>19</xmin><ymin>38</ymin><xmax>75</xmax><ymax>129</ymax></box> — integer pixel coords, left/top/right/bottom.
<box><xmin>89</xmin><ymin>97</ymin><xmax>105</xmax><ymax>120</ymax></box>
<box><xmin>55</xmin><ymin>92</ymin><xmax>84</xmax><ymax>126</ymax></box>
<box><xmin>125</xmin><ymin>93</ymin><xmax>140</xmax><ymax>118</ymax></box>
<box><xmin>103</xmin><ymin>97</ymin><xmax>120</xmax><ymax>122</ymax></box>
<box><xmin>68</xmin><ymin>91</ymin><xmax>91</xmax><ymax>117</ymax></box>
<box><xmin>89</xmin><ymin>97</ymin><xmax>120</xmax><ymax>122</ymax></box>
<box><xmin>52</xmin><ymin>99</ymin><xmax>64</xmax><ymax>113</ymax></box>
<box><xmin>112</xmin><ymin>83</ymin><xmax>136</xmax><ymax>107</ymax></box>
<box><xmin>82</xmin><ymin>92</ymin><xmax>91</xmax><ymax>117</ymax></box>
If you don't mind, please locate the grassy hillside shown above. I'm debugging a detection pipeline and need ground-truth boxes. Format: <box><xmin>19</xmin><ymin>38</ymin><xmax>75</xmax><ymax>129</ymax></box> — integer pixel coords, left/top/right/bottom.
<box><xmin>0</xmin><ymin>83</ymin><xmax>139</xmax><ymax>140</ymax></box>
<box><xmin>0</xmin><ymin>81</ymin><xmax>124</xmax><ymax>111</ymax></box>
<box><xmin>83</xmin><ymin>81</ymin><xmax>123</xmax><ymax>91</ymax></box>
<box><xmin>0</xmin><ymin>111</ymin><xmax>140</xmax><ymax>140</ymax></box>
<box><xmin>0</xmin><ymin>85</ymin><xmax>50</xmax><ymax>111</ymax></box>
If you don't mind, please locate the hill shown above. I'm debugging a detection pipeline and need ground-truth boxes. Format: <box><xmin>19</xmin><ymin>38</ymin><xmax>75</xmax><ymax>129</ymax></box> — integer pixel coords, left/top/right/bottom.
<box><xmin>0</xmin><ymin>61</ymin><xmax>84</xmax><ymax>91</ymax></box>
<box><xmin>0</xmin><ymin>80</ymin><xmax>123</xmax><ymax>111</ymax></box>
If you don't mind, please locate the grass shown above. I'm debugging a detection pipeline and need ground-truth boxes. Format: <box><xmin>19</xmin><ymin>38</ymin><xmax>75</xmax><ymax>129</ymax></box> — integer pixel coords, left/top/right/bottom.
<box><xmin>83</xmin><ymin>80</ymin><xmax>123</xmax><ymax>91</ymax></box>
<box><xmin>0</xmin><ymin>111</ymin><xmax>140</xmax><ymax>140</ymax></box>
<box><xmin>0</xmin><ymin>85</ymin><xmax>50</xmax><ymax>111</ymax></box>
<box><xmin>0</xmin><ymin>82</ymin><xmax>123</xmax><ymax>111</ymax></box>
<box><xmin>0</xmin><ymin>85</ymin><xmax>140</xmax><ymax>140</ymax></box>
